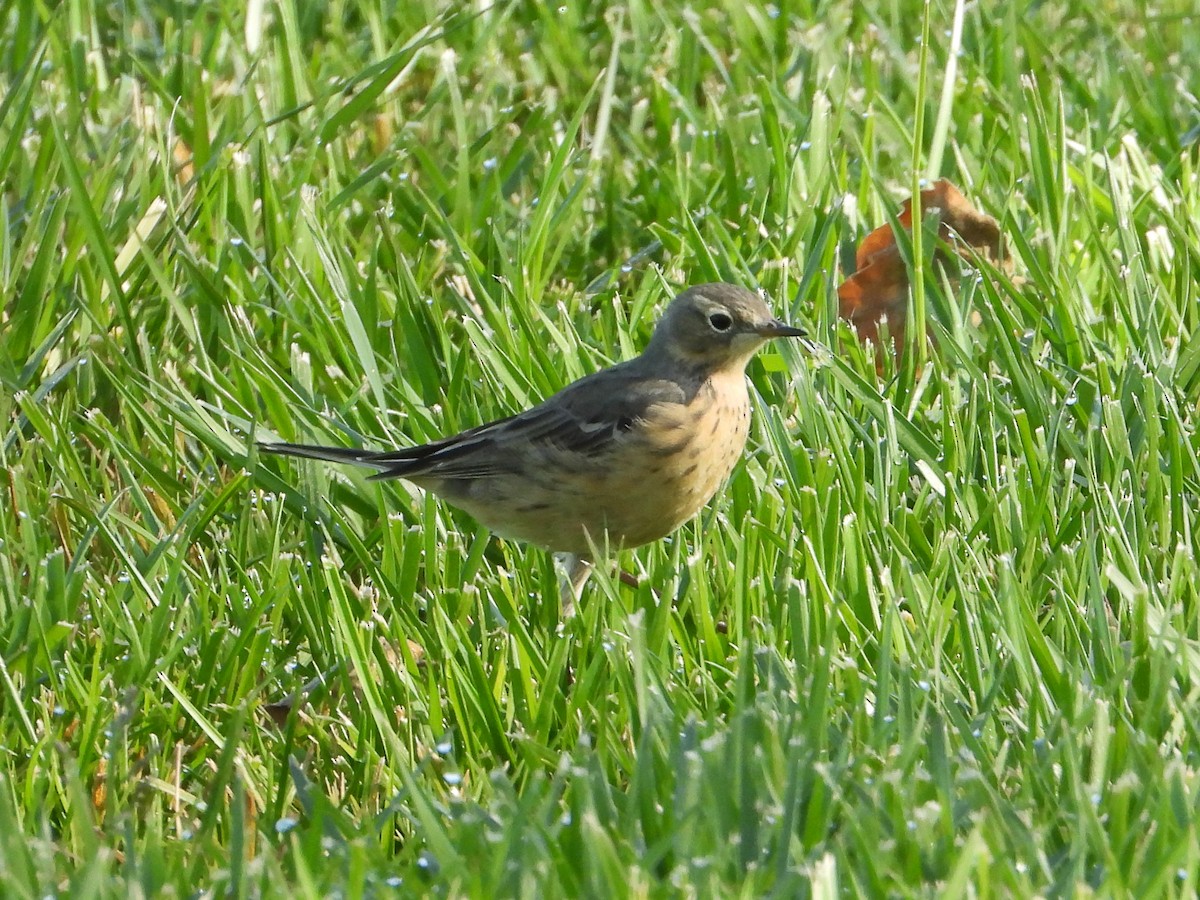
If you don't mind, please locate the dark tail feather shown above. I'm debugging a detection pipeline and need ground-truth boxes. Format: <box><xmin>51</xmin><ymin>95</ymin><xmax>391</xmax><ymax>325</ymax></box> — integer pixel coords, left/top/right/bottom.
<box><xmin>259</xmin><ymin>441</ymin><xmax>387</xmax><ymax>469</ymax></box>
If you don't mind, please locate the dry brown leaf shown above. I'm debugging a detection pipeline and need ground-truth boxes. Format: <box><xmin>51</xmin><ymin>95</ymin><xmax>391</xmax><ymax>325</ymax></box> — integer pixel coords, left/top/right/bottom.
<box><xmin>838</xmin><ymin>179</ymin><xmax>1006</xmax><ymax>361</ymax></box>
<box><xmin>172</xmin><ymin>138</ymin><xmax>195</xmax><ymax>186</ymax></box>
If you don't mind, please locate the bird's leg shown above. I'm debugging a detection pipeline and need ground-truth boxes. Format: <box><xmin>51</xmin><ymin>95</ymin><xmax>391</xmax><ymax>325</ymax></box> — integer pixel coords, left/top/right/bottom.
<box><xmin>618</xmin><ymin>563</ymin><xmax>662</xmax><ymax>603</ymax></box>
<box><xmin>555</xmin><ymin>553</ymin><xmax>594</xmax><ymax>618</ymax></box>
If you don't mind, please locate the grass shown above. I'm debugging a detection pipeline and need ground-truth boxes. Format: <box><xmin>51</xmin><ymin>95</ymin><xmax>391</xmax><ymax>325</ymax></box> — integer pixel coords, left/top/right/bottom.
<box><xmin>3</xmin><ymin>0</ymin><xmax>1200</xmax><ymax>894</ymax></box>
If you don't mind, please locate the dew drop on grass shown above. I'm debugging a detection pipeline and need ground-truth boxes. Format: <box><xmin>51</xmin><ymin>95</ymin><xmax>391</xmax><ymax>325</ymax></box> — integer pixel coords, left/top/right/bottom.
<box><xmin>417</xmin><ymin>851</ymin><xmax>439</xmax><ymax>876</ymax></box>
<box><xmin>443</xmin><ymin>772</ymin><xmax>462</xmax><ymax>786</ymax></box>
<box><xmin>275</xmin><ymin>817</ymin><xmax>298</xmax><ymax>834</ymax></box>
<box><xmin>386</xmin><ymin>876</ymin><xmax>403</xmax><ymax>887</ymax></box>
<box><xmin>435</xmin><ymin>738</ymin><xmax>453</xmax><ymax>755</ymax></box>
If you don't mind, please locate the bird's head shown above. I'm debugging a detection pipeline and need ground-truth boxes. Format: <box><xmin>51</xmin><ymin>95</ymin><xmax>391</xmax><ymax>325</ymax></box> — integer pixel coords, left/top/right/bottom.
<box><xmin>646</xmin><ymin>283</ymin><xmax>806</xmax><ymax>372</ymax></box>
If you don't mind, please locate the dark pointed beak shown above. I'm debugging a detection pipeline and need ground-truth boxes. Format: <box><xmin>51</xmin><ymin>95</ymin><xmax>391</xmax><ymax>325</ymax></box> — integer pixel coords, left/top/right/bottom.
<box><xmin>754</xmin><ymin>318</ymin><xmax>807</xmax><ymax>338</ymax></box>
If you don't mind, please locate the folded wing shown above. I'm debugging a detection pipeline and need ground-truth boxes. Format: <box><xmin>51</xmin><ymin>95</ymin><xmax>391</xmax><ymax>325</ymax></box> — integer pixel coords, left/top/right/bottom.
<box><xmin>262</xmin><ymin>363</ymin><xmax>691</xmax><ymax>482</ymax></box>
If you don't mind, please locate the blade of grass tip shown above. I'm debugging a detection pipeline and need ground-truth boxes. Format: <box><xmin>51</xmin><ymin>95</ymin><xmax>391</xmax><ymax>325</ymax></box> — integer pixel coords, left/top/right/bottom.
<box><xmin>680</xmin><ymin>207</ymin><xmax>724</xmax><ymax>283</ymax></box>
<box><xmin>524</xmin><ymin>74</ymin><xmax>606</xmax><ymax>294</ymax></box>
<box><xmin>311</xmin><ymin>3</ymin><xmax>490</xmax><ymax>137</ymax></box>
<box><xmin>297</xmin><ymin>192</ymin><xmax>389</xmax><ymax>412</ymax></box>
<box><xmin>9</xmin><ymin>199</ymin><xmax>70</xmax><ymax>373</ymax></box>
<box><xmin>47</xmin><ymin>115</ymin><xmax>140</xmax><ymax>369</ymax></box>
<box><xmin>825</xmin><ymin>357</ymin><xmax>945</xmax><ymax>479</ymax></box>
<box><xmin>0</xmin><ymin>38</ymin><xmax>44</xmax><ymax>185</ymax></box>
<box><xmin>904</xmin><ymin>0</ymin><xmax>937</xmax><ymax>378</ymax></box>
<box><xmin>1177</xmin><ymin>323</ymin><xmax>1200</xmax><ymax>399</ymax></box>
<box><xmin>244</xmin><ymin>0</ymin><xmax>266</xmax><ymax>52</ymax></box>
<box><xmin>787</xmin><ymin>198</ymin><xmax>840</xmax><ymax>319</ymax></box>
<box><xmin>926</xmin><ymin>0</ymin><xmax>965</xmax><ymax>181</ymax></box>
<box><xmin>188</xmin><ymin>60</ymin><xmax>211</xmax><ymax>174</ymax></box>
<box><xmin>437</xmin><ymin>44</ymin><xmax>473</xmax><ymax>232</ymax></box>
<box><xmin>590</xmin><ymin>11</ymin><xmax>624</xmax><ymax>164</ymax></box>
<box><xmin>272</xmin><ymin>0</ymin><xmax>310</xmax><ymax>113</ymax></box>
<box><xmin>113</xmin><ymin>197</ymin><xmax>170</xmax><ymax>287</ymax></box>
<box><xmin>316</xmin><ymin>20</ymin><xmax>442</xmax><ymax>145</ymax></box>
<box><xmin>339</xmin><ymin>296</ymin><xmax>389</xmax><ymax>415</ymax></box>
<box><xmin>0</xmin><ymin>655</ymin><xmax>38</xmax><ymax>744</ymax></box>
<box><xmin>159</xmin><ymin>673</ymin><xmax>227</xmax><ymax>749</ymax></box>
<box><xmin>326</xmin><ymin>151</ymin><xmax>401</xmax><ymax>212</ymax></box>
<box><xmin>12</xmin><ymin>305</ymin><xmax>78</xmax><ymax>392</ymax></box>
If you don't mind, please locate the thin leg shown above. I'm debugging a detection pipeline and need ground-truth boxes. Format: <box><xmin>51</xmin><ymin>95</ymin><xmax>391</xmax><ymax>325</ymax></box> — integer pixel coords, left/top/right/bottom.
<box><xmin>555</xmin><ymin>553</ymin><xmax>594</xmax><ymax>618</ymax></box>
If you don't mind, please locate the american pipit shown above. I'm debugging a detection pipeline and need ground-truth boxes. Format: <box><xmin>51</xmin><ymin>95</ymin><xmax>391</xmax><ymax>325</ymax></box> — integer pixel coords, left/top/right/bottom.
<box><xmin>261</xmin><ymin>283</ymin><xmax>804</xmax><ymax>606</ymax></box>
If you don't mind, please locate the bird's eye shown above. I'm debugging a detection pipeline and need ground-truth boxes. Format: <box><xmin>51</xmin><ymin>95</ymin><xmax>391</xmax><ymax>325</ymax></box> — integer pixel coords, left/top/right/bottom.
<box><xmin>708</xmin><ymin>312</ymin><xmax>733</xmax><ymax>332</ymax></box>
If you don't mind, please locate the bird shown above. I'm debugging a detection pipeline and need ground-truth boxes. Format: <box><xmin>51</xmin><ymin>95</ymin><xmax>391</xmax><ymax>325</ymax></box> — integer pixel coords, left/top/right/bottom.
<box><xmin>261</xmin><ymin>283</ymin><xmax>805</xmax><ymax>609</ymax></box>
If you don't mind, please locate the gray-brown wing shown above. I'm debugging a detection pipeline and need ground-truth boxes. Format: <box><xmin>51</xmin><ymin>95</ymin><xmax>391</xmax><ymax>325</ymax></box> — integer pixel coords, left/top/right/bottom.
<box><xmin>362</xmin><ymin>364</ymin><xmax>689</xmax><ymax>481</ymax></box>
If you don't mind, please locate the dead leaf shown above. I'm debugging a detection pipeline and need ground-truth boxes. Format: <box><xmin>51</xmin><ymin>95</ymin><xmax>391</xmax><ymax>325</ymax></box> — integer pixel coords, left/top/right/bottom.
<box><xmin>838</xmin><ymin>179</ymin><xmax>1006</xmax><ymax>362</ymax></box>
<box><xmin>172</xmin><ymin>138</ymin><xmax>195</xmax><ymax>186</ymax></box>
<box><xmin>263</xmin><ymin>698</ymin><xmax>298</xmax><ymax>727</ymax></box>
<box><xmin>92</xmin><ymin>756</ymin><xmax>107</xmax><ymax>817</ymax></box>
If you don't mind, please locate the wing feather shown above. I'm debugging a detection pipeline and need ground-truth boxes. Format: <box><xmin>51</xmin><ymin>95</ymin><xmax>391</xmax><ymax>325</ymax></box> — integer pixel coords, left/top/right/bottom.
<box><xmin>366</xmin><ymin>365</ymin><xmax>689</xmax><ymax>481</ymax></box>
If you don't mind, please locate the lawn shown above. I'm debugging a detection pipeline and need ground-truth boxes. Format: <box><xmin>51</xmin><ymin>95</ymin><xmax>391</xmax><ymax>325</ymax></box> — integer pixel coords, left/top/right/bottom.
<box><xmin>2</xmin><ymin>0</ymin><xmax>1200</xmax><ymax>895</ymax></box>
